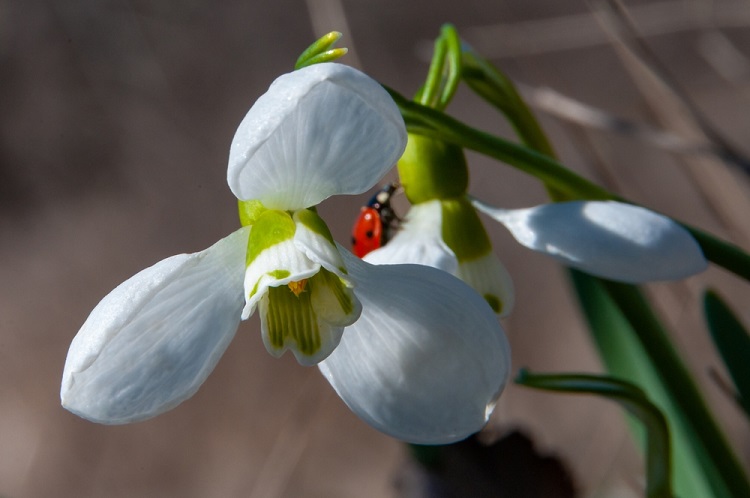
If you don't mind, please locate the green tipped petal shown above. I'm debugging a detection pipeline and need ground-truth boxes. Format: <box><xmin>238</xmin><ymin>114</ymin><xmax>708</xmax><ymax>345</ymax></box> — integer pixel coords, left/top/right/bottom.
<box><xmin>265</xmin><ymin>285</ymin><xmax>322</xmax><ymax>358</ymax></box>
<box><xmin>310</xmin><ymin>268</ymin><xmax>360</xmax><ymax>325</ymax></box>
<box><xmin>455</xmin><ymin>252</ymin><xmax>515</xmax><ymax>317</ymax></box>
<box><xmin>260</xmin><ymin>269</ymin><xmax>361</xmax><ymax>366</ymax></box>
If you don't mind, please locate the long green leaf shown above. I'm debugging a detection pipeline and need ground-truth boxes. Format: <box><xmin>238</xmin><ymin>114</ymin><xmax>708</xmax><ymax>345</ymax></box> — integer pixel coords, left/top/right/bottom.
<box><xmin>571</xmin><ymin>270</ymin><xmax>750</xmax><ymax>497</ymax></box>
<box><xmin>704</xmin><ymin>290</ymin><xmax>750</xmax><ymax>418</ymax></box>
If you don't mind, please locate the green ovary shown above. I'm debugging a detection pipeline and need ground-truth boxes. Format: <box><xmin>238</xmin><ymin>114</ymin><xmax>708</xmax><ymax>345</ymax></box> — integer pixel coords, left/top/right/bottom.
<box><xmin>246</xmin><ymin>210</ymin><xmax>296</xmax><ymax>266</ymax></box>
<box><xmin>397</xmin><ymin>134</ymin><xmax>469</xmax><ymax>204</ymax></box>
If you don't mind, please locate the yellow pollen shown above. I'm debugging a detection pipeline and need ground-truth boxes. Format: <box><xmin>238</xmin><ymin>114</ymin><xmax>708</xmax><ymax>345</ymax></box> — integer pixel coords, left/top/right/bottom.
<box><xmin>288</xmin><ymin>279</ymin><xmax>308</xmax><ymax>296</ymax></box>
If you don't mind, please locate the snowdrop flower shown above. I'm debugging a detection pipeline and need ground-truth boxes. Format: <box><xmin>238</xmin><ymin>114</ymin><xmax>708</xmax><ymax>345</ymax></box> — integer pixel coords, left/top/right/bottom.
<box><xmin>366</xmin><ymin>134</ymin><xmax>515</xmax><ymax>316</ymax></box>
<box><xmin>470</xmin><ymin>197</ymin><xmax>707</xmax><ymax>283</ymax></box>
<box><xmin>61</xmin><ymin>62</ymin><xmax>511</xmax><ymax>444</ymax></box>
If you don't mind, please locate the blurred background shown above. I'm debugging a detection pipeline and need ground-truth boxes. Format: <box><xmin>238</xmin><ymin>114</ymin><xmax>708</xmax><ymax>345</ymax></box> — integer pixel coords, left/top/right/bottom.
<box><xmin>2</xmin><ymin>0</ymin><xmax>750</xmax><ymax>496</ymax></box>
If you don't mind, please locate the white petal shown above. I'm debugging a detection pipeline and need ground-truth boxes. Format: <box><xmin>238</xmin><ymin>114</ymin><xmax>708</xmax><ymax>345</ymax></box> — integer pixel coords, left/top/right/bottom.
<box><xmin>61</xmin><ymin>227</ymin><xmax>250</xmax><ymax>424</ymax></box>
<box><xmin>228</xmin><ymin>63</ymin><xmax>407</xmax><ymax>210</ymax></box>
<box><xmin>473</xmin><ymin>199</ymin><xmax>708</xmax><ymax>283</ymax></box>
<box><xmin>319</xmin><ymin>248</ymin><xmax>511</xmax><ymax>444</ymax></box>
<box><xmin>364</xmin><ymin>200</ymin><xmax>458</xmax><ymax>273</ymax></box>
<box><xmin>456</xmin><ymin>253</ymin><xmax>515</xmax><ymax>317</ymax></box>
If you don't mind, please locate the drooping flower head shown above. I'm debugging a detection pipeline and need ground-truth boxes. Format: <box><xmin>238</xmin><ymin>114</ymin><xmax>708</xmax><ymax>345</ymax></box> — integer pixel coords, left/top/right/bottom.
<box><xmin>60</xmin><ymin>61</ymin><xmax>512</xmax><ymax>444</ymax></box>
<box><xmin>366</xmin><ymin>133</ymin><xmax>707</xmax><ymax>298</ymax></box>
<box><xmin>227</xmin><ymin>62</ymin><xmax>406</xmax><ymax>365</ymax></box>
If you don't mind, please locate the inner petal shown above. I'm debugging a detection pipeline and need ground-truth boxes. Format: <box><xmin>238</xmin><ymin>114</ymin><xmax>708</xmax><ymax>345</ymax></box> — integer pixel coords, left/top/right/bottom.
<box><xmin>259</xmin><ymin>269</ymin><xmax>360</xmax><ymax>366</ymax></box>
<box><xmin>265</xmin><ymin>284</ymin><xmax>322</xmax><ymax>359</ymax></box>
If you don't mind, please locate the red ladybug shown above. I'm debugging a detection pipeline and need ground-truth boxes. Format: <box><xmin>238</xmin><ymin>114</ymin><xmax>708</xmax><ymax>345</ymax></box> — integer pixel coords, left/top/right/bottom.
<box><xmin>351</xmin><ymin>183</ymin><xmax>398</xmax><ymax>258</ymax></box>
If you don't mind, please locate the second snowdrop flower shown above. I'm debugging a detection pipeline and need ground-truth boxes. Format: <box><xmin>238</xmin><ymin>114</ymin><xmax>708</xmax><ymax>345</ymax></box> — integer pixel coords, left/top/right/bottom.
<box><xmin>365</xmin><ymin>134</ymin><xmax>515</xmax><ymax>316</ymax></box>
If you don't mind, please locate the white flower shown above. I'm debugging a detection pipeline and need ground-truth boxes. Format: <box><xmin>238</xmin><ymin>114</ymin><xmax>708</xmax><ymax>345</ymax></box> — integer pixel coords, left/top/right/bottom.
<box><xmin>61</xmin><ymin>62</ymin><xmax>511</xmax><ymax>444</ymax></box>
<box><xmin>365</xmin><ymin>199</ymin><xmax>515</xmax><ymax>316</ymax></box>
<box><xmin>471</xmin><ymin>198</ymin><xmax>707</xmax><ymax>283</ymax></box>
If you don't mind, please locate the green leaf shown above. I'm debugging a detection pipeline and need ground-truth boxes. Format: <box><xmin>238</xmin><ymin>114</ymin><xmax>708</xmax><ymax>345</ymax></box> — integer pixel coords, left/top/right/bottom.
<box><xmin>571</xmin><ymin>270</ymin><xmax>750</xmax><ymax>498</ymax></box>
<box><xmin>517</xmin><ymin>370</ymin><xmax>673</xmax><ymax>498</ymax></box>
<box><xmin>704</xmin><ymin>290</ymin><xmax>750</xmax><ymax>417</ymax></box>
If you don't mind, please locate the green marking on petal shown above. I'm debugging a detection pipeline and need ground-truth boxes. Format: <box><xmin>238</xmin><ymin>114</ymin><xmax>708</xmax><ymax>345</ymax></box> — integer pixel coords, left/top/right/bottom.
<box><xmin>238</xmin><ymin>199</ymin><xmax>267</xmax><ymax>227</ymax></box>
<box><xmin>265</xmin><ymin>284</ymin><xmax>322</xmax><ymax>356</ymax></box>
<box><xmin>310</xmin><ymin>269</ymin><xmax>354</xmax><ymax>316</ymax></box>
<box><xmin>338</xmin><ymin>266</ymin><xmax>348</xmax><ymax>275</ymax></box>
<box><xmin>484</xmin><ymin>294</ymin><xmax>502</xmax><ymax>314</ymax></box>
<box><xmin>249</xmin><ymin>280</ymin><xmax>260</xmax><ymax>299</ymax></box>
<box><xmin>295</xmin><ymin>208</ymin><xmax>336</xmax><ymax>245</ymax></box>
<box><xmin>268</xmin><ymin>269</ymin><xmax>291</xmax><ymax>279</ymax></box>
<box><xmin>441</xmin><ymin>197</ymin><xmax>492</xmax><ymax>262</ymax></box>
<box><xmin>246</xmin><ymin>210</ymin><xmax>296</xmax><ymax>266</ymax></box>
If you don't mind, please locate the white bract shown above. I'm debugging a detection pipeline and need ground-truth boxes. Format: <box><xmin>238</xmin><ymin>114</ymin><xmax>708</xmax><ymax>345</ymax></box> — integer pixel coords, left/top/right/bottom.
<box><xmin>470</xmin><ymin>198</ymin><xmax>707</xmax><ymax>283</ymax></box>
<box><xmin>61</xmin><ymin>62</ymin><xmax>511</xmax><ymax>444</ymax></box>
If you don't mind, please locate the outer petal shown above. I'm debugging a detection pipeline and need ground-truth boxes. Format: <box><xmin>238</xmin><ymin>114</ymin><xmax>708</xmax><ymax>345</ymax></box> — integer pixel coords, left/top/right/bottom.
<box><xmin>61</xmin><ymin>227</ymin><xmax>250</xmax><ymax>424</ymax></box>
<box><xmin>473</xmin><ymin>199</ymin><xmax>708</xmax><ymax>283</ymax></box>
<box><xmin>319</xmin><ymin>248</ymin><xmax>511</xmax><ymax>444</ymax></box>
<box><xmin>228</xmin><ymin>63</ymin><xmax>407</xmax><ymax>210</ymax></box>
<box><xmin>364</xmin><ymin>200</ymin><xmax>458</xmax><ymax>273</ymax></box>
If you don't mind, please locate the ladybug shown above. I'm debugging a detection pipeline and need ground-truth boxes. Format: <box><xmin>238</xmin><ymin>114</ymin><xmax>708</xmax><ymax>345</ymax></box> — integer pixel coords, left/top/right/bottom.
<box><xmin>351</xmin><ymin>183</ymin><xmax>399</xmax><ymax>258</ymax></box>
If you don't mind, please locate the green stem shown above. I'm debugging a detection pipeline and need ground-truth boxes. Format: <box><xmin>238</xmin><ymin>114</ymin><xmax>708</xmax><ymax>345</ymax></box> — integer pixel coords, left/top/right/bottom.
<box><xmin>387</xmin><ymin>89</ymin><xmax>611</xmax><ymax>200</ymax></box>
<box><xmin>688</xmin><ymin>227</ymin><xmax>750</xmax><ymax>281</ymax></box>
<box><xmin>386</xmin><ymin>87</ymin><xmax>750</xmax><ymax>282</ymax></box>
<box><xmin>517</xmin><ymin>371</ymin><xmax>673</xmax><ymax>498</ymax></box>
<box><xmin>461</xmin><ymin>49</ymin><xmax>556</xmax><ymax>159</ymax></box>
<box><xmin>416</xmin><ymin>24</ymin><xmax>462</xmax><ymax>110</ymax></box>
<box><xmin>417</xmin><ymin>34</ymin><xmax>448</xmax><ymax>108</ymax></box>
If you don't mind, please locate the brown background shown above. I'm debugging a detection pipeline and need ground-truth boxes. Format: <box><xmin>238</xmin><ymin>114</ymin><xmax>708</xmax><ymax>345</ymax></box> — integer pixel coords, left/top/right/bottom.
<box><xmin>2</xmin><ymin>0</ymin><xmax>750</xmax><ymax>496</ymax></box>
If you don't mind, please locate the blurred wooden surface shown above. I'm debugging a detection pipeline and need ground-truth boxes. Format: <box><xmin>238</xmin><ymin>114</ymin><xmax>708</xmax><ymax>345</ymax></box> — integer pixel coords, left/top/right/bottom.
<box><xmin>2</xmin><ymin>0</ymin><xmax>750</xmax><ymax>496</ymax></box>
